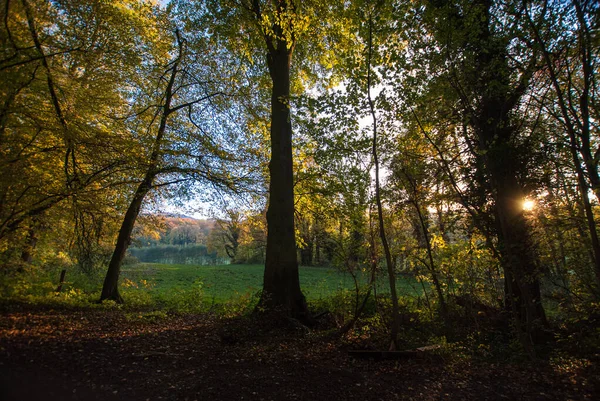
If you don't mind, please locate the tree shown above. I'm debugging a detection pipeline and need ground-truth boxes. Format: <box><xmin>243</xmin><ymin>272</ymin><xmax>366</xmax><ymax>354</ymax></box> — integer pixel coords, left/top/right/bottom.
<box><xmin>418</xmin><ymin>0</ymin><xmax>547</xmax><ymax>350</ymax></box>
<box><xmin>100</xmin><ymin>25</ymin><xmax>239</xmax><ymax>302</ymax></box>
<box><xmin>364</xmin><ymin>6</ymin><xmax>401</xmax><ymax>349</ymax></box>
<box><xmin>173</xmin><ymin>0</ymin><xmax>350</xmax><ymax>320</ymax></box>
<box><xmin>239</xmin><ymin>0</ymin><xmax>311</xmax><ymax>319</ymax></box>
<box><xmin>388</xmin><ymin>140</ymin><xmax>449</xmax><ymax>324</ymax></box>
<box><xmin>0</xmin><ymin>0</ymin><xmax>162</xmax><ymax>269</ymax></box>
<box><xmin>212</xmin><ymin>209</ymin><xmax>242</xmax><ymax>263</ymax></box>
<box><xmin>101</xmin><ymin>29</ymin><xmax>186</xmax><ymax>302</ymax></box>
<box><xmin>524</xmin><ymin>0</ymin><xmax>600</xmax><ymax>288</ymax></box>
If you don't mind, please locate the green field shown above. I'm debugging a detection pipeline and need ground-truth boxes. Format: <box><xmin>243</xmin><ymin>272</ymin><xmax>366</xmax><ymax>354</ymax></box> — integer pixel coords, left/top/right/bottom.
<box><xmin>122</xmin><ymin>263</ymin><xmax>422</xmax><ymax>303</ymax></box>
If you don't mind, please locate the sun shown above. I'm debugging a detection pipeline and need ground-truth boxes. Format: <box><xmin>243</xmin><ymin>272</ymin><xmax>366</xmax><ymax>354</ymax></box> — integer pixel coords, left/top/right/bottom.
<box><xmin>522</xmin><ymin>198</ymin><xmax>535</xmax><ymax>211</ymax></box>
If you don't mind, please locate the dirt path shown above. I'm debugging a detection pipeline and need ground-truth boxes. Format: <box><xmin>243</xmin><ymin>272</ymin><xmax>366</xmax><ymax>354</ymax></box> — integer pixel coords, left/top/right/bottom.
<box><xmin>0</xmin><ymin>306</ymin><xmax>597</xmax><ymax>400</ymax></box>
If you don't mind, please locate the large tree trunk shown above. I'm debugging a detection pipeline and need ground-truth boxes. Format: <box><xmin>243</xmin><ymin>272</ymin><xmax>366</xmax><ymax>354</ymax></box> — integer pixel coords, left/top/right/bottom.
<box><xmin>100</xmin><ymin>177</ymin><xmax>153</xmax><ymax>303</ymax></box>
<box><xmin>490</xmin><ymin>168</ymin><xmax>547</xmax><ymax>325</ymax></box>
<box><xmin>476</xmin><ymin>90</ymin><xmax>547</xmax><ymax>351</ymax></box>
<box><xmin>257</xmin><ymin>48</ymin><xmax>310</xmax><ymax>321</ymax></box>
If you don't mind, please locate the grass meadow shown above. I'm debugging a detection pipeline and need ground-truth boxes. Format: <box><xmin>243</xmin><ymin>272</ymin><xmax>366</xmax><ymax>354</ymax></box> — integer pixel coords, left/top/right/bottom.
<box><xmin>121</xmin><ymin>263</ymin><xmax>422</xmax><ymax>304</ymax></box>
<box><xmin>0</xmin><ymin>262</ymin><xmax>424</xmax><ymax>313</ymax></box>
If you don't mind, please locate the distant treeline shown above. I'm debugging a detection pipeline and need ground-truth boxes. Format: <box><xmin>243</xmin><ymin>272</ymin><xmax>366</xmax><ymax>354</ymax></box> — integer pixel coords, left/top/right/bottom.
<box><xmin>129</xmin><ymin>245</ymin><xmax>230</xmax><ymax>266</ymax></box>
<box><xmin>132</xmin><ymin>214</ymin><xmax>335</xmax><ymax>266</ymax></box>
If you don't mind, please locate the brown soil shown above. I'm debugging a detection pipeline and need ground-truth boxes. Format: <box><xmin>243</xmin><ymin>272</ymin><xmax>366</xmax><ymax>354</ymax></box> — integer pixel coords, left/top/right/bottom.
<box><xmin>0</xmin><ymin>305</ymin><xmax>598</xmax><ymax>401</ymax></box>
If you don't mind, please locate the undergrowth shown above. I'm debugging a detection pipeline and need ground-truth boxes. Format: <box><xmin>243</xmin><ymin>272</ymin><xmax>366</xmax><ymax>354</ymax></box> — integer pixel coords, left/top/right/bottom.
<box><xmin>1</xmin><ymin>263</ymin><xmax>599</xmax><ymax>365</ymax></box>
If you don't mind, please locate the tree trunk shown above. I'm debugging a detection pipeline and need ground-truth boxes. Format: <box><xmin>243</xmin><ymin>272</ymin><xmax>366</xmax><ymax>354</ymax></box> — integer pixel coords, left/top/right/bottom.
<box><xmin>100</xmin><ymin>177</ymin><xmax>153</xmax><ymax>303</ymax></box>
<box><xmin>491</xmin><ymin>170</ymin><xmax>547</xmax><ymax>324</ymax></box>
<box><xmin>315</xmin><ymin>241</ymin><xmax>321</xmax><ymax>266</ymax></box>
<box><xmin>366</xmin><ymin>13</ymin><xmax>400</xmax><ymax>349</ymax></box>
<box><xmin>476</xmin><ymin>94</ymin><xmax>547</xmax><ymax>352</ymax></box>
<box><xmin>20</xmin><ymin>225</ymin><xmax>37</xmax><ymax>264</ymax></box>
<box><xmin>55</xmin><ymin>269</ymin><xmax>67</xmax><ymax>293</ymax></box>
<box><xmin>299</xmin><ymin>218</ymin><xmax>313</xmax><ymax>266</ymax></box>
<box><xmin>413</xmin><ymin>199</ymin><xmax>448</xmax><ymax>322</ymax></box>
<box><xmin>300</xmin><ymin>246</ymin><xmax>312</xmax><ymax>266</ymax></box>
<box><xmin>257</xmin><ymin>48</ymin><xmax>310</xmax><ymax>321</ymax></box>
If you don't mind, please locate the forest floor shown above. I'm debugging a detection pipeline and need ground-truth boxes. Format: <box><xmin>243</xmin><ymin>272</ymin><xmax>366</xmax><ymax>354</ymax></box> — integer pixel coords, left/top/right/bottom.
<box><xmin>0</xmin><ymin>304</ymin><xmax>598</xmax><ymax>401</ymax></box>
